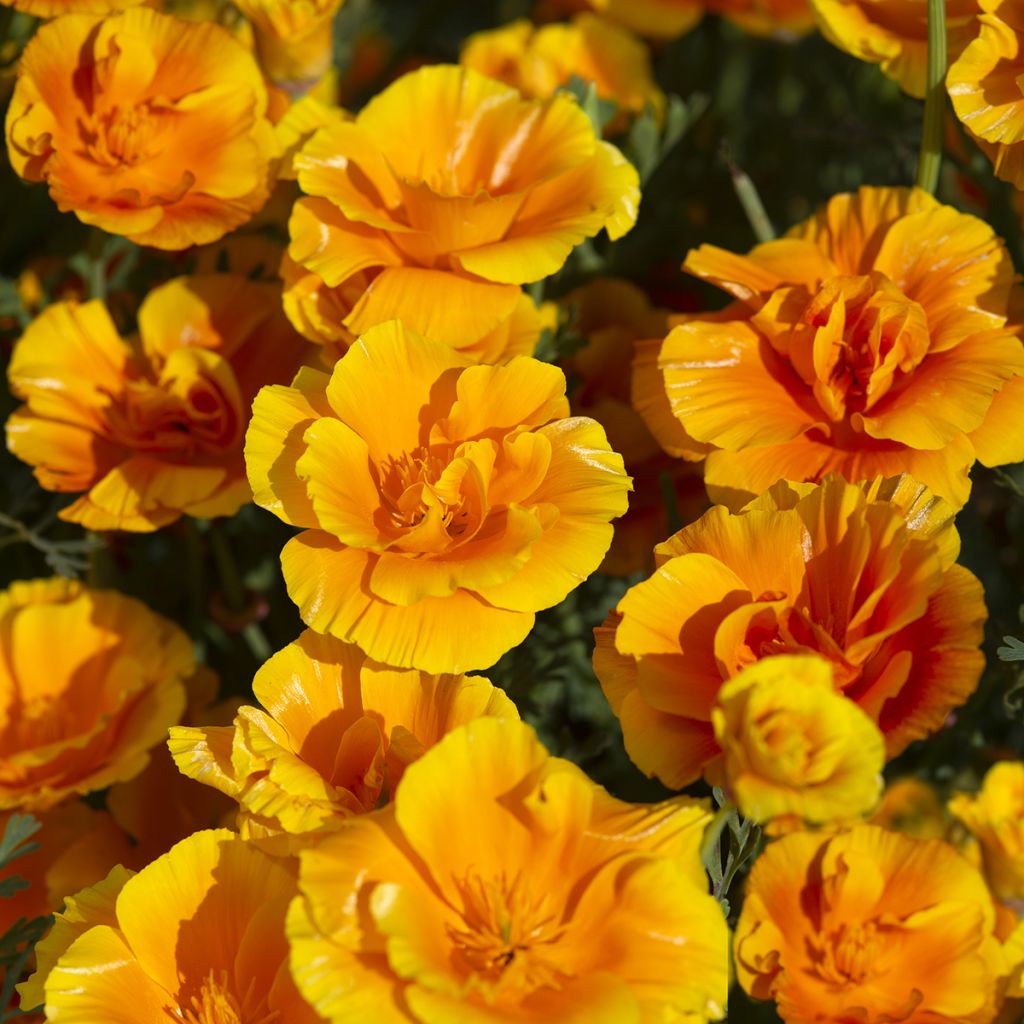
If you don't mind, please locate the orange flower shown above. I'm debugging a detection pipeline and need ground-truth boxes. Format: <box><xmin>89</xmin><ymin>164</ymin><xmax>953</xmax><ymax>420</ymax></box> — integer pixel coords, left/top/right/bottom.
<box><xmin>814</xmin><ymin>0</ymin><xmax>979</xmax><ymax>96</ymax></box>
<box><xmin>105</xmin><ymin>667</ymin><xmax>236</xmax><ymax>865</ymax></box>
<box><xmin>234</xmin><ymin>0</ymin><xmax>344</xmax><ymax>91</ymax></box>
<box><xmin>872</xmin><ymin>777</ymin><xmax>949</xmax><ymax>839</ymax></box>
<box><xmin>245</xmin><ymin>322</ymin><xmax>630</xmax><ymax>673</ymax></box>
<box><xmin>0</xmin><ymin>803</ymin><xmax>132</xmax><ymax>937</ymax></box>
<box><xmin>950</xmin><ymin>762</ymin><xmax>1024</xmax><ymax>904</ymax></box>
<box><xmin>0</xmin><ymin>578</ymin><xmax>191</xmax><ymax>812</ymax></box>
<box><xmin>6</xmin><ymin>274</ymin><xmax>304</xmax><ymax>532</ymax></box>
<box><xmin>169</xmin><ymin>628</ymin><xmax>517</xmax><ymax>849</ymax></box>
<box><xmin>20</xmin><ymin>830</ymin><xmax>321</xmax><ymax>1022</ymax></box>
<box><xmin>461</xmin><ymin>15</ymin><xmax>665</xmax><ymax>129</ymax></box>
<box><xmin>568</xmin><ymin>0</ymin><xmax>704</xmax><ymax>38</ymax></box>
<box><xmin>707</xmin><ymin>654</ymin><xmax>885</xmax><ymax>828</ymax></box>
<box><xmin>634</xmin><ymin>186</ymin><xmax>1024</xmax><ymax>509</ymax></box>
<box><xmin>563</xmin><ymin>277</ymin><xmax>706</xmax><ymax>575</ymax></box>
<box><xmin>735</xmin><ymin>825</ymin><xmax>1008</xmax><ymax>1022</ymax></box>
<box><xmin>287</xmin><ymin>64</ymin><xmax>638</xmax><ymax>353</ymax></box>
<box><xmin>288</xmin><ymin>717</ymin><xmax>729</xmax><ymax>1023</ymax></box>
<box><xmin>0</xmin><ymin>0</ymin><xmax>145</xmax><ymax>13</ymax></box>
<box><xmin>593</xmin><ymin>474</ymin><xmax>986</xmax><ymax>789</ymax></box>
<box><xmin>5</xmin><ymin>8</ymin><xmax>278</xmax><ymax>248</ymax></box>
<box><xmin>949</xmin><ymin>0</ymin><xmax>1024</xmax><ymax>188</ymax></box>
<box><xmin>707</xmin><ymin>0</ymin><xmax>815</xmax><ymax>36</ymax></box>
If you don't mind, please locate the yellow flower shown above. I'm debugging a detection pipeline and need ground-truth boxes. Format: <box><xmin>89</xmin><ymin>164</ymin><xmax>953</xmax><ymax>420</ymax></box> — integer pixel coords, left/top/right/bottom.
<box><xmin>5</xmin><ymin>8</ymin><xmax>278</xmax><ymax>248</ymax></box>
<box><xmin>288</xmin><ymin>717</ymin><xmax>729</xmax><ymax>1023</ymax></box>
<box><xmin>245</xmin><ymin>321</ymin><xmax>630</xmax><ymax>673</ymax></box>
<box><xmin>461</xmin><ymin>15</ymin><xmax>664</xmax><ymax>130</ymax></box>
<box><xmin>6</xmin><ymin>274</ymin><xmax>305</xmax><ymax>532</ymax></box>
<box><xmin>287</xmin><ymin>64</ymin><xmax>638</xmax><ymax>354</ymax></box>
<box><xmin>949</xmin><ymin>0</ymin><xmax>1024</xmax><ymax>188</ymax></box>
<box><xmin>813</xmin><ymin>0</ymin><xmax>980</xmax><ymax>97</ymax></box>
<box><xmin>586</xmin><ymin>0</ymin><xmax>703</xmax><ymax>38</ymax></box>
<box><xmin>594</xmin><ymin>474</ymin><xmax>985</xmax><ymax>789</ymax></box>
<box><xmin>234</xmin><ymin>0</ymin><xmax>344</xmax><ymax>91</ymax></box>
<box><xmin>20</xmin><ymin>830</ymin><xmax>321</xmax><ymax>1022</ymax></box>
<box><xmin>0</xmin><ymin>0</ymin><xmax>144</xmax><ymax>13</ymax></box>
<box><xmin>736</xmin><ymin>824</ymin><xmax>1008</xmax><ymax>1023</ymax></box>
<box><xmin>169</xmin><ymin>628</ymin><xmax>517</xmax><ymax>849</ymax></box>
<box><xmin>0</xmin><ymin>578</ymin><xmax>191</xmax><ymax>812</ymax></box>
<box><xmin>706</xmin><ymin>0</ymin><xmax>816</xmax><ymax>37</ymax></box>
<box><xmin>951</xmin><ymin>762</ymin><xmax>1024</xmax><ymax>904</ymax></box>
<box><xmin>708</xmin><ymin>655</ymin><xmax>884</xmax><ymax>828</ymax></box>
<box><xmin>871</xmin><ymin>777</ymin><xmax>950</xmax><ymax>839</ymax></box>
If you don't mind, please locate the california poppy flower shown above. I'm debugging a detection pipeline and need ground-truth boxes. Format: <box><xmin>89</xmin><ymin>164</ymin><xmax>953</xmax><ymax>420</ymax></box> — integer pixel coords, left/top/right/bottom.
<box><xmin>246</xmin><ymin>321</ymin><xmax>630</xmax><ymax>673</ymax></box>
<box><xmin>288</xmin><ymin>717</ymin><xmax>729</xmax><ymax>1023</ymax></box>
<box><xmin>634</xmin><ymin>186</ymin><xmax>1024</xmax><ymax>509</ymax></box>
<box><xmin>5</xmin><ymin>8</ymin><xmax>278</xmax><ymax>248</ymax></box>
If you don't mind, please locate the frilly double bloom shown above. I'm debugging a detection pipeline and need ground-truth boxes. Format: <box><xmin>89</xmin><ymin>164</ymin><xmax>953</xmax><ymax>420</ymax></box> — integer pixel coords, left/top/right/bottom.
<box><xmin>593</xmin><ymin>474</ymin><xmax>986</xmax><ymax>789</ymax></box>
<box><xmin>234</xmin><ymin>0</ymin><xmax>344</xmax><ymax>92</ymax></box>
<box><xmin>5</xmin><ymin>8</ymin><xmax>278</xmax><ymax>249</ymax></box>
<box><xmin>170</xmin><ymin>628</ymin><xmax>517</xmax><ymax>848</ymax></box>
<box><xmin>813</xmin><ymin>0</ymin><xmax>979</xmax><ymax>96</ymax></box>
<box><xmin>635</xmin><ymin>186</ymin><xmax>1024</xmax><ymax>509</ymax></box>
<box><xmin>0</xmin><ymin>578</ymin><xmax>191</xmax><ymax>812</ymax></box>
<box><xmin>949</xmin><ymin>0</ymin><xmax>1024</xmax><ymax>188</ymax></box>
<box><xmin>284</xmin><ymin>64</ymin><xmax>638</xmax><ymax>359</ymax></box>
<box><xmin>246</xmin><ymin>322</ymin><xmax>630</xmax><ymax>673</ymax></box>
<box><xmin>19</xmin><ymin>830</ymin><xmax>321</xmax><ymax>1022</ymax></box>
<box><xmin>288</xmin><ymin>717</ymin><xmax>729</xmax><ymax>1023</ymax></box>
<box><xmin>950</xmin><ymin>762</ymin><xmax>1024</xmax><ymax>905</ymax></box>
<box><xmin>708</xmin><ymin>654</ymin><xmax>884</xmax><ymax>829</ymax></box>
<box><xmin>735</xmin><ymin>825</ymin><xmax>1009</xmax><ymax>1023</ymax></box>
<box><xmin>461</xmin><ymin>15</ymin><xmax>665</xmax><ymax>130</ymax></box>
<box><xmin>6</xmin><ymin>274</ymin><xmax>304</xmax><ymax>532</ymax></box>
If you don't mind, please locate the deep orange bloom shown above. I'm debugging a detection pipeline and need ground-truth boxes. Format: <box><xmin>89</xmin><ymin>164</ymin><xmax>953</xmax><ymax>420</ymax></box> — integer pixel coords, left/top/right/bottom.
<box><xmin>246</xmin><ymin>322</ymin><xmax>630</xmax><ymax>673</ymax></box>
<box><xmin>593</xmin><ymin>475</ymin><xmax>986</xmax><ymax>789</ymax></box>
<box><xmin>6</xmin><ymin>274</ymin><xmax>304</xmax><ymax>531</ymax></box>
<box><xmin>287</xmin><ymin>64</ymin><xmax>638</xmax><ymax>354</ymax></box>
<box><xmin>949</xmin><ymin>0</ymin><xmax>1024</xmax><ymax>188</ymax></box>
<box><xmin>170</xmin><ymin>628</ymin><xmax>517</xmax><ymax>848</ymax></box>
<box><xmin>20</xmin><ymin>830</ymin><xmax>321</xmax><ymax>1022</ymax></box>
<box><xmin>634</xmin><ymin>187</ymin><xmax>1024</xmax><ymax>509</ymax></box>
<box><xmin>735</xmin><ymin>825</ymin><xmax>1009</xmax><ymax>1022</ymax></box>
<box><xmin>461</xmin><ymin>15</ymin><xmax>665</xmax><ymax>129</ymax></box>
<box><xmin>0</xmin><ymin>578</ymin><xmax>191</xmax><ymax>812</ymax></box>
<box><xmin>814</xmin><ymin>0</ymin><xmax>979</xmax><ymax>96</ymax></box>
<box><xmin>288</xmin><ymin>717</ymin><xmax>729</xmax><ymax>1022</ymax></box>
<box><xmin>563</xmin><ymin>277</ymin><xmax>706</xmax><ymax>575</ymax></box>
<box><xmin>0</xmin><ymin>803</ymin><xmax>131</xmax><ymax>937</ymax></box>
<box><xmin>5</xmin><ymin>8</ymin><xmax>278</xmax><ymax>248</ymax></box>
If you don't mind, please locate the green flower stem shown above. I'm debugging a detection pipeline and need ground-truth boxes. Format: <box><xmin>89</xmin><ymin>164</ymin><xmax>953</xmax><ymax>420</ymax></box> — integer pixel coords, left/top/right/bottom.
<box><xmin>206</xmin><ymin>521</ymin><xmax>272</xmax><ymax>664</ymax></box>
<box><xmin>915</xmin><ymin>0</ymin><xmax>948</xmax><ymax>194</ymax></box>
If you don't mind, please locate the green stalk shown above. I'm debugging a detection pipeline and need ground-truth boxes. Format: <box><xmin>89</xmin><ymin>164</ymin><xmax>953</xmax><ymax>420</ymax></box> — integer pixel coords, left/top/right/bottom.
<box><xmin>207</xmin><ymin>522</ymin><xmax>272</xmax><ymax>664</ymax></box>
<box><xmin>915</xmin><ymin>0</ymin><xmax>948</xmax><ymax>194</ymax></box>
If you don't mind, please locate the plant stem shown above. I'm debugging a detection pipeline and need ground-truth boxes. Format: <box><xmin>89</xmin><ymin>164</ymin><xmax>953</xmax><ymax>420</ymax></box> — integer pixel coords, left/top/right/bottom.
<box><xmin>206</xmin><ymin>522</ymin><xmax>272</xmax><ymax>664</ymax></box>
<box><xmin>722</xmin><ymin>145</ymin><xmax>775</xmax><ymax>243</ymax></box>
<box><xmin>915</xmin><ymin>0</ymin><xmax>947</xmax><ymax>194</ymax></box>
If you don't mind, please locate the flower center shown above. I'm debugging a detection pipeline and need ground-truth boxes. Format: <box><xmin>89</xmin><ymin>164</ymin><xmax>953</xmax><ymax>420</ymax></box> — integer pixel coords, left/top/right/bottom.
<box><xmin>85</xmin><ymin>104</ymin><xmax>160</xmax><ymax>169</ymax></box>
<box><xmin>817</xmin><ymin>920</ymin><xmax>884</xmax><ymax>987</ymax></box>
<box><xmin>178</xmin><ymin>974</ymin><xmax>279</xmax><ymax>1024</ymax></box>
<box><xmin>447</xmin><ymin>873</ymin><xmax>568</xmax><ymax>1000</ymax></box>
<box><xmin>380</xmin><ymin>446</ymin><xmax>473</xmax><ymax>538</ymax></box>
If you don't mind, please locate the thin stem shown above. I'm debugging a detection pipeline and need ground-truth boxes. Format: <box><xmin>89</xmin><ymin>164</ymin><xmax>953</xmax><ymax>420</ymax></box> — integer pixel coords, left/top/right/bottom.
<box><xmin>206</xmin><ymin>522</ymin><xmax>272</xmax><ymax>664</ymax></box>
<box><xmin>915</xmin><ymin>0</ymin><xmax>947</xmax><ymax>194</ymax></box>
<box><xmin>722</xmin><ymin>145</ymin><xmax>775</xmax><ymax>243</ymax></box>
<box><xmin>659</xmin><ymin>470</ymin><xmax>682</xmax><ymax>536</ymax></box>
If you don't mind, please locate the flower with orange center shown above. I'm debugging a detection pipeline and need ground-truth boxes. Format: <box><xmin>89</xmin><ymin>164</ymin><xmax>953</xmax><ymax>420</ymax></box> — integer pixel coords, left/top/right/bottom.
<box><xmin>245</xmin><ymin>322</ymin><xmax>630</xmax><ymax>673</ymax></box>
<box><xmin>563</xmin><ymin>277</ymin><xmax>706</xmax><ymax>575</ymax></box>
<box><xmin>735</xmin><ymin>824</ymin><xmax>1008</xmax><ymax>1023</ymax></box>
<box><xmin>950</xmin><ymin>763</ymin><xmax>1024</xmax><ymax>905</ymax></box>
<box><xmin>708</xmin><ymin>654</ymin><xmax>885</xmax><ymax>829</ymax></box>
<box><xmin>19</xmin><ymin>830</ymin><xmax>322</xmax><ymax>1023</ymax></box>
<box><xmin>634</xmin><ymin>186</ymin><xmax>1024</xmax><ymax>510</ymax></box>
<box><xmin>6</xmin><ymin>274</ymin><xmax>305</xmax><ymax>532</ymax></box>
<box><xmin>5</xmin><ymin>8</ymin><xmax>279</xmax><ymax>249</ymax></box>
<box><xmin>287</xmin><ymin>64</ymin><xmax>638</xmax><ymax>353</ymax></box>
<box><xmin>234</xmin><ymin>0</ymin><xmax>344</xmax><ymax>92</ymax></box>
<box><xmin>0</xmin><ymin>803</ymin><xmax>132</xmax><ymax>937</ymax></box>
<box><xmin>593</xmin><ymin>474</ymin><xmax>986</xmax><ymax>789</ymax></box>
<box><xmin>813</xmin><ymin>0</ymin><xmax>980</xmax><ymax>96</ymax></box>
<box><xmin>287</xmin><ymin>717</ymin><xmax>729</xmax><ymax>1023</ymax></box>
<box><xmin>0</xmin><ymin>578</ymin><xmax>191</xmax><ymax>812</ymax></box>
<box><xmin>949</xmin><ymin>0</ymin><xmax>1024</xmax><ymax>188</ymax></box>
<box><xmin>461</xmin><ymin>15</ymin><xmax>665</xmax><ymax>130</ymax></box>
<box><xmin>169</xmin><ymin>628</ymin><xmax>517</xmax><ymax>849</ymax></box>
